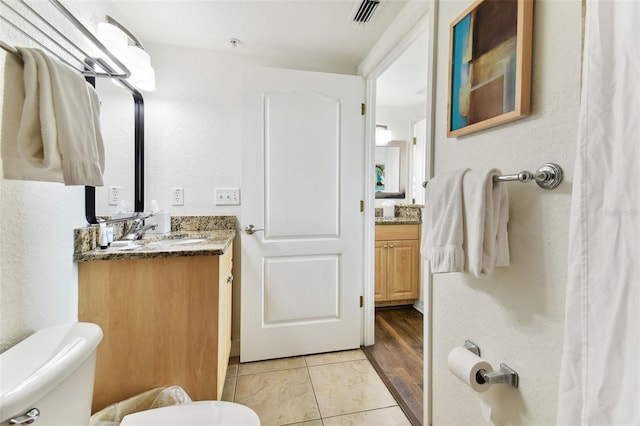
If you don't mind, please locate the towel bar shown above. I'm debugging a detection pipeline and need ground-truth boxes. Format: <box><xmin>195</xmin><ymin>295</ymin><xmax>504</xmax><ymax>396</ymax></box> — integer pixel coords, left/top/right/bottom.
<box><xmin>493</xmin><ymin>163</ymin><xmax>563</xmax><ymax>189</ymax></box>
<box><xmin>422</xmin><ymin>163</ymin><xmax>563</xmax><ymax>190</ymax></box>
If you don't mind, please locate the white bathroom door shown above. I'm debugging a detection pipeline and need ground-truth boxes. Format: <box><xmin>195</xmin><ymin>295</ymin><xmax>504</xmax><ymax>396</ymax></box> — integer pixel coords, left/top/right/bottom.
<box><xmin>240</xmin><ymin>67</ymin><xmax>364</xmax><ymax>362</ymax></box>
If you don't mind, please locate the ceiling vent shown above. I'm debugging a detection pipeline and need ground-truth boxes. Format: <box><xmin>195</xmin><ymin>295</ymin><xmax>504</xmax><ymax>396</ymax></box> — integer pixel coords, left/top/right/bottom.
<box><xmin>350</xmin><ymin>0</ymin><xmax>381</xmax><ymax>25</ymax></box>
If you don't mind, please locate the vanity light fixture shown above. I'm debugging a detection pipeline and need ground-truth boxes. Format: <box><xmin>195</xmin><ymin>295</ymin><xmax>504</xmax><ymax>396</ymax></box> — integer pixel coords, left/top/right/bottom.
<box><xmin>376</xmin><ymin>124</ymin><xmax>392</xmax><ymax>144</ymax></box>
<box><xmin>98</xmin><ymin>15</ymin><xmax>156</xmax><ymax>91</ymax></box>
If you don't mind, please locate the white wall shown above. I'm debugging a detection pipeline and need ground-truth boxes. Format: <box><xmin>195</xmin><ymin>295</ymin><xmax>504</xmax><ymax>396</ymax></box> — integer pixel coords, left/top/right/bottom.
<box><xmin>429</xmin><ymin>1</ymin><xmax>581</xmax><ymax>424</ymax></box>
<box><xmin>376</xmin><ymin>105</ymin><xmax>425</xmax><ymax>143</ymax></box>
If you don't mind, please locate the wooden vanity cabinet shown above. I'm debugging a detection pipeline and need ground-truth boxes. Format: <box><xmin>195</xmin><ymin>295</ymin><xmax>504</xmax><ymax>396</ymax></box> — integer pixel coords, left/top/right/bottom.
<box><xmin>375</xmin><ymin>225</ymin><xmax>420</xmax><ymax>306</ymax></box>
<box><xmin>78</xmin><ymin>243</ymin><xmax>233</xmax><ymax>413</ymax></box>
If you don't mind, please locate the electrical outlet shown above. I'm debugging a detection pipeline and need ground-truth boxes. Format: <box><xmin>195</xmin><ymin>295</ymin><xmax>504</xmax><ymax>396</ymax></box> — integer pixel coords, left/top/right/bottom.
<box><xmin>108</xmin><ymin>186</ymin><xmax>122</xmax><ymax>206</ymax></box>
<box><xmin>215</xmin><ymin>188</ymin><xmax>240</xmax><ymax>205</ymax></box>
<box><xmin>171</xmin><ymin>187</ymin><xmax>184</xmax><ymax>206</ymax></box>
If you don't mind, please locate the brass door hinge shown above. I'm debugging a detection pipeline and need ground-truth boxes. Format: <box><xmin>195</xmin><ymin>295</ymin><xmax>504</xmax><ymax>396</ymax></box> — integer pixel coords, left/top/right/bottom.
<box><xmin>413</xmin><ymin>136</ymin><xmax>417</xmax><ymax>145</ymax></box>
<box><xmin>361</xmin><ymin>103</ymin><xmax>366</xmax><ymax>115</ymax></box>
<box><xmin>360</xmin><ymin>295</ymin><xmax>364</xmax><ymax>308</ymax></box>
<box><xmin>360</xmin><ymin>200</ymin><xmax>364</xmax><ymax>212</ymax></box>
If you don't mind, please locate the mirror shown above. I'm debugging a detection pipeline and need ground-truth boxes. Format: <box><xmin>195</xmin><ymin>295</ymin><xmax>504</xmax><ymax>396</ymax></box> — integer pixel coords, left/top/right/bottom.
<box><xmin>375</xmin><ymin>140</ymin><xmax>407</xmax><ymax>199</ymax></box>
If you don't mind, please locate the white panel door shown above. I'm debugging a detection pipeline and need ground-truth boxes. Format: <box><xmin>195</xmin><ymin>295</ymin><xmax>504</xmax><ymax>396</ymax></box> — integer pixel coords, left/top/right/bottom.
<box><xmin>241</xmin><ymin>67</ymin><xmax>364</xmax><ymax>362</ymax></box>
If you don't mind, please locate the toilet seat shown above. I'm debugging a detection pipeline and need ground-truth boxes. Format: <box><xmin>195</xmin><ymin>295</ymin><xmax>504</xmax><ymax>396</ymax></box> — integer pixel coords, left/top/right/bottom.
<box><xmin>120</xmin><ymin>401</ymin><xmax>260</xmax><ymax>426</ymax></box>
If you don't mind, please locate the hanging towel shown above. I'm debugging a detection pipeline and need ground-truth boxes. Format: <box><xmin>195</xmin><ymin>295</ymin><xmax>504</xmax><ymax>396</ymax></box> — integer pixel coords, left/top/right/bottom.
<box><xmin>1</xmin><ymin>49</ymin><xmax>63</xmax><ymax>183</ymax></box>
<box><xmin>462</xmin><ymin>169</ymin><xmax>510</xmax><ymax>278</ymax></box>
<box><xmin>421</xmin><ymin>168</ymin><xmax>469</xmax><ymax>273</ymax></box>
<box><xmin>1</xmin><ymin>47</ymin><xmax>104</xmax><ymax>186</ymax></box>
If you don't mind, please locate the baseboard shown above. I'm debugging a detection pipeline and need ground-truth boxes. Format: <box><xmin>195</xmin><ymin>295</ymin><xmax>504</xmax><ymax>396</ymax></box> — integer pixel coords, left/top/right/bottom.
<box><xmin>230</xmin><ymin>339</ymin><xmax>240</xmax><ymax>358</ymax></box>
<box><xmin>413</xmin><ymin>299</ymin><xmax>424</xmax><ymax>314</ymax></box>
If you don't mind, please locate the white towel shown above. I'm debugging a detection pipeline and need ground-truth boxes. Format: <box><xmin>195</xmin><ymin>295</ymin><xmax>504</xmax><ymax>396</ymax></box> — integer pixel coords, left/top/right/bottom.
<box><xmin>1</xmin><ymin>47</ymin><xmax>104</xmax><ymax>186</ymax></box>
<box><xmin>1</xmin><ymin>49</ymin><xmax>63</xmax><ymax>183</ymax></box>
<box><xmin>462</xmin><ymin>169</ymin><xmax>510</xmax><ymax>278</ymax></box>
<box><xmin>421</xmin><ymin>168</ymin><xmax>469</xmax><ymax>273</ymax></box>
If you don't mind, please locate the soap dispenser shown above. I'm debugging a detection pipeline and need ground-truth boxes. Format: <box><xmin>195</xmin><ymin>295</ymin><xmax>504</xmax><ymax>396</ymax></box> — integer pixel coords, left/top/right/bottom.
<box><xmin>99</xmin><ymin>223</ymin><xmax>108</xmax><ymax>249</ymax></box>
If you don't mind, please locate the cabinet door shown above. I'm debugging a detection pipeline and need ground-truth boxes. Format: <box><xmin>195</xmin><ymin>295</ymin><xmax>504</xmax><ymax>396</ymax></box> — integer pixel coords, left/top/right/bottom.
<box><xmin>217</xmin><ymin>246</ymin><xmax>233</xmax><ymax>398</ymax></box>
<box><xmin>387</xmin><ymin>239</ymin><xmax>419</xmax><ymax>300</ymax></box>
<box><xmin>374</xmin><ymin>240</ymin><xmax>388</xmax><ymax>301</ymax></box>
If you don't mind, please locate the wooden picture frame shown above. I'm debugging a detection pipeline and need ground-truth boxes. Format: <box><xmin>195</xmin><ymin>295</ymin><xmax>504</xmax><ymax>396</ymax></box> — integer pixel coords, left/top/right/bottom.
<box><xmin>447</xmin><ymin>0</ymin><xmax>533</xmax><ymax>137</ymax></box>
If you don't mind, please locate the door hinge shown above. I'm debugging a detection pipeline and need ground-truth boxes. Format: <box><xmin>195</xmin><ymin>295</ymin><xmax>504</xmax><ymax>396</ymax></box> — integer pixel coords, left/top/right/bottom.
<box><xmin>360</xmin><ymin>200</ymin><xmax>364</xmax><ymax>212</ymax></box>
<box><xmin>361</xmin><ymin>103</ymin><xmax>366</xmax><ymax>115</ymax></box>
<box><xmin>360</xmin><ymin>295</ymin><xmax>364</xmax><ymax>308</ymax></box>
<box><xmin>413</xmin><ymin>136</ymin><xmax>417</xmax><ymax>145</ymax></box>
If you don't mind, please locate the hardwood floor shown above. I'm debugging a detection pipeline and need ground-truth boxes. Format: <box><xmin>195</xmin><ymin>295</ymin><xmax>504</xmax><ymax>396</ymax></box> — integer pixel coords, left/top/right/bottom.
<box><xmin>362</xmin><ymin>306</ymin><xmax>423</xmax><ymax>426</ymax></box>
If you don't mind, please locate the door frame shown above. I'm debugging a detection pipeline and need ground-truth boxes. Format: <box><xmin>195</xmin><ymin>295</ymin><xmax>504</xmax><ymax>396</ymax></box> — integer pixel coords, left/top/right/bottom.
<box><xmin>358</xmin><ymin>1</ymin><xmax>438</xmax><ymax>425</ymax></box>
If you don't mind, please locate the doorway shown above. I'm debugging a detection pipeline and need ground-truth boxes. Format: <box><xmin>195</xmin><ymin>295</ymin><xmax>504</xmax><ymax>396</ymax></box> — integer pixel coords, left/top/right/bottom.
<box><xmin>360</xmin><ymin>5</ymin><xmax>437</xmax><ymax>425</ymax></box>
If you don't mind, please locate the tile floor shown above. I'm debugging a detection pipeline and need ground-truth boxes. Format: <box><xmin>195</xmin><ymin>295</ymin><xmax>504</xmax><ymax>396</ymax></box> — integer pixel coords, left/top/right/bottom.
<box><xmin>222</xmin><ymin>349</ymin><xmax>412</xmax><ymax>426</ymax></box>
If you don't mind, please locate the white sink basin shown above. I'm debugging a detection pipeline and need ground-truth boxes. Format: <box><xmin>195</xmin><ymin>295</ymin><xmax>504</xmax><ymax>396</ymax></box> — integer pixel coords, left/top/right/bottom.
<box><xmin>144</xmin><ymin>238</ymin><xmax>208</xmax><ymax>250</ymax></box>
<box><xmin>169</xmin><ymin>238</ymin><xmax>207</xmax><ymax>246</ymax></box>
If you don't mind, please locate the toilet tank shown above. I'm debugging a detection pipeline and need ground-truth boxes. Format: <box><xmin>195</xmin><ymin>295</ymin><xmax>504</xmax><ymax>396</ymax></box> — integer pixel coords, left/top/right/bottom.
<box><xmin>0</xmin><ymin>323</ymin><xmax>103</xmax><ymax>426</ymax></box>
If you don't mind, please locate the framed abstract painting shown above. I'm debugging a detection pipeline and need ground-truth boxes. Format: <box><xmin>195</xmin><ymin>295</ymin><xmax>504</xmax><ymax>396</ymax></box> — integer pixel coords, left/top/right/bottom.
<box><xmin>447</xmin><ymin>0</ymin><xmax>533</xmax><ymax>137</ymax></box>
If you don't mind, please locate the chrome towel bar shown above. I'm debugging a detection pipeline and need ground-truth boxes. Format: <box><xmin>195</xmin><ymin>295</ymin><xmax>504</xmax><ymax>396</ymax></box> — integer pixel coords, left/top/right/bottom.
<box><xmin>422</xmin><ymin>162</ymin><xmax>563</xmax><ymax>190</ymax></box>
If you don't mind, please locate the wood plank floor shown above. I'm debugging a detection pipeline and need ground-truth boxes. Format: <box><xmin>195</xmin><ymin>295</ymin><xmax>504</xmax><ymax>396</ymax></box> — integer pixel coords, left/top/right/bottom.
<box><xmin>362</xmin><ymin>306</ymin><xmax>424</xmax><ymax>426</ymax></box>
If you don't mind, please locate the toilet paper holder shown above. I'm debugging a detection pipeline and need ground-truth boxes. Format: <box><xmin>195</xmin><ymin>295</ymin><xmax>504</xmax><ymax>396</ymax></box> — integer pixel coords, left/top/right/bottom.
<box><xmin>463</xmin><ymin>340</ymin><xmax>519</xmax><ymax>388</ymax></box>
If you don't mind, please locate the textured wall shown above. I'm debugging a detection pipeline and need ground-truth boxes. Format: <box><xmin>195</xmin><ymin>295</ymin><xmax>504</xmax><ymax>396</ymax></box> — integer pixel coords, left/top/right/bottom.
<box><xmin>429</xmin><ymin>1</ymin><xmax>581</xmax><ymax>424</ymax></box>
<box><xmin>0</xmin><ymin>2</ymin><xmax>95</xmax><ymax>352</ymax></box>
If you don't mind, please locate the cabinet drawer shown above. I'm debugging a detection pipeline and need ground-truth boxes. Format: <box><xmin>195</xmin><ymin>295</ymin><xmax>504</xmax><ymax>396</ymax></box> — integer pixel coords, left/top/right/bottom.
<box><xmin>375</xmin><ymin>224</ymin><xmax>420</xmax><ymax>241</ymax></box>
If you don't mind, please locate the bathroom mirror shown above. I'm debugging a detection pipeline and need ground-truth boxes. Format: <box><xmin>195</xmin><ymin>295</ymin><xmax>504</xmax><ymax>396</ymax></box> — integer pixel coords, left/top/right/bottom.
<box><xmin>375</xmin><ymin>140</ymin><xmax>407</xmax><ymax>199</ymax></box>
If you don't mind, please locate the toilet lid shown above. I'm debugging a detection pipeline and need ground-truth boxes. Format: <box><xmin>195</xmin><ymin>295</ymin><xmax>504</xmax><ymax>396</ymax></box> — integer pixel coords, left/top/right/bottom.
<box><xmin>120</xmin><ymin>401</ymin><xmax>260</xmax><ymax>426</ymax></box>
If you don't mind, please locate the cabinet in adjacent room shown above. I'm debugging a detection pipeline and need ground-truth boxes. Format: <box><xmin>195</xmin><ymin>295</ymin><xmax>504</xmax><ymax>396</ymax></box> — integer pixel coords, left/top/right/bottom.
<box><xmin>375</xmin><ymin>224</ymin><xmax>420</xmax><ymax>306</ymax></box>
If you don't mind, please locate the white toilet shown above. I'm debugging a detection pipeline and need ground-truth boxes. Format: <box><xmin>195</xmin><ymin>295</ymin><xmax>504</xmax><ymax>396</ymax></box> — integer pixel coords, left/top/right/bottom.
<box><xmin>0</xmin><ymin>323</ymin><xmax>260</xmax><ymax>426</ymax></box>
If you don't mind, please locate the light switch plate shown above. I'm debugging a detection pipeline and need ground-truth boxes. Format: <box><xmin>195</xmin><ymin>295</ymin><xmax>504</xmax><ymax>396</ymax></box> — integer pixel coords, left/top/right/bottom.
<box><xmin>215</xmin><ymin>188</ymin><xmax>240</xmax><ymax>205</ymax></box>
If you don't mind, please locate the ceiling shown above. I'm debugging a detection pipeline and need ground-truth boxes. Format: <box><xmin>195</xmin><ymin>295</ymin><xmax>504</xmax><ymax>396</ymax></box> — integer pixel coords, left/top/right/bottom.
<box><xmin>83</xmin><ymin>0</ymin><xmax>410</xmax><ymax>71</ymax></box>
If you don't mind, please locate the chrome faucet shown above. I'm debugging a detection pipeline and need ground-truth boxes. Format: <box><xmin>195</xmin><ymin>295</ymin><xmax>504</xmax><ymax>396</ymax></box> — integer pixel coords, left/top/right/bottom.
<box><xmin>124</xmin><ymin>218</ymin><xmax>157</xmax><ymax>240</ymax></box>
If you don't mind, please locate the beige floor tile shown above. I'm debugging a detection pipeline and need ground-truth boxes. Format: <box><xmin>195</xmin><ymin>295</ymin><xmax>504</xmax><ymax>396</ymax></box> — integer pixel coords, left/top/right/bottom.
<box><xmin>322</xmin><ymin>406</ymin><xmax>411</xmax><ymax>426</ymax></box>
<box><xmin>221</xmin><ymin>376</ymin><xmax>236</xmax><ymax>402</ymax></box>
<box><xmin>238</xmin><ymin>356</ymin><xmax>307</xmax><ymax>376</ymax></box>
<box><xmin>235</xmin><ymin>367</ymin><xmax>320</xmax><ymax>426</ymax></box>
<box><xmin>285</xmin><ymin>421</ymin><xmax>324</xmax><ymax>426</ymax></box>
<box><xmin>305</xmin><ymin>349</ymin><xmax>367</xmax><ymax>367</ymax></box>
<box><xmin>309</xmin><ymin>360</ymin><xmax>397</xmax><ymax>418</ymax></box>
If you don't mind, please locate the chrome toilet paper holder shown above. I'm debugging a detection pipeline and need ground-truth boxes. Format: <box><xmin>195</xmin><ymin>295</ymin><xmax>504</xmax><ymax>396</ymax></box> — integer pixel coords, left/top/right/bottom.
<box><xmin>464</xmin><ymin>340</ymin><xmax>519</xmax><ymax>388</ymax></box>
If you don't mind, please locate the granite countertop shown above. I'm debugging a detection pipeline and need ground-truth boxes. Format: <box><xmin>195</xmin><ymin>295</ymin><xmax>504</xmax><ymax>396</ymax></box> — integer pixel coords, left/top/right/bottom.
<box><xmin>74</xmin><ymin>229</ymin><xmax>235</xmax><ymax>262</ymax></box>
<box><xmin>375</xmin><ymin>217</ymin><xmax>421</xmax><ymax>225</ymax></box>
<box><xmin>374</xmin><ymin>204</ymin><xmax>422</xmax><ymax>225</ymax></box>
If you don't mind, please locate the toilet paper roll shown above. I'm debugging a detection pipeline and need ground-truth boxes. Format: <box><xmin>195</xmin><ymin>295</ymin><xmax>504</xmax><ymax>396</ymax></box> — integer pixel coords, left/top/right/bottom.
<box><xmin>447</xmin><ymin>346</ymin><xmax>493</xmax><ymax>392</ymax></box>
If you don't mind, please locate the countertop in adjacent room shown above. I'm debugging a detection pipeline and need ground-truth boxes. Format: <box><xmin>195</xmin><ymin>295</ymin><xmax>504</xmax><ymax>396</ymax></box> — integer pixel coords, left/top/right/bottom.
<box><xmin>375</xmin><ymin>217</ymin><xmax>421</xmax><ymax>225</ymax></box>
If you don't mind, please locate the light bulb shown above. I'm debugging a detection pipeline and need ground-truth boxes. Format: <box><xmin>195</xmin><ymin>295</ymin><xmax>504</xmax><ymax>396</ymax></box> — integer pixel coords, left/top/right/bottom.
<box><xmin>376</xmin><ymin>126</ymin><xmax>392</xmax><ymax>144</ymax></box>
<box><xmin>125</xmin><ymin>46</ymin><xmax>156</xmax><ymax>92</ymax></box>
<box><xmin>97</xmin><ymin>22</ymin><xmax>127</xmax><ymax>59</ymax></box>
